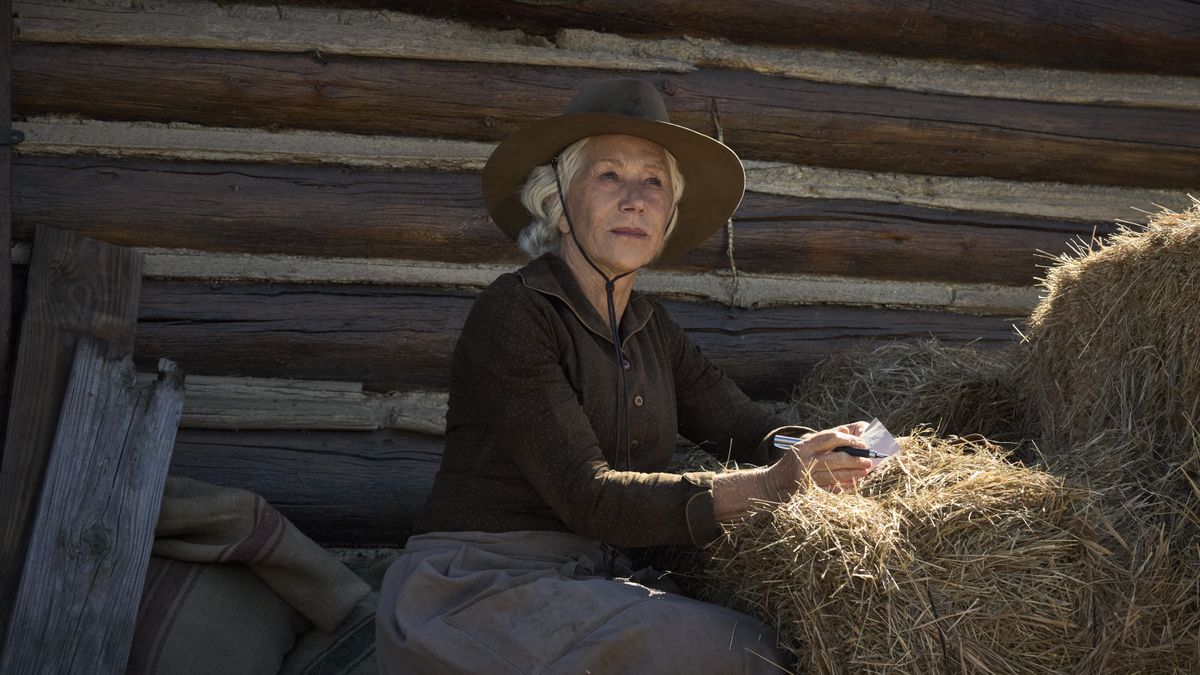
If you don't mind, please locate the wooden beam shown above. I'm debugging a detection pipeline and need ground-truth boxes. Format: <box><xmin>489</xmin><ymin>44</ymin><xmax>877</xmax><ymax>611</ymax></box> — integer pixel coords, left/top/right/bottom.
<box><xmin>13</xmin><ymin>0</ymin><xmax>1199</xmax><ymax>110</ymax></box>
<box><xmin>0</xmin><ymin>0</ymin><xmax>13</xmax><ymax>455</ymax></box>
<box><xmin>312</xmin><ymin>0</ymin><xmax>1200</xmax><ymax>76</ymax></box>
<box><xmin>554</xmin><ymin>30</ymin><xmax>1200</xmax><ymax>111</ymax></box>
<box><xmin>12</xmin><ymin>243</ymin><xmax>1038</xmax><ymax>315</ymax></box>
<box><xmin>136</xmin><ymin>373</ymin><xmax>449</xmax><ymax>435</ymax></box>
<box><xmin>169</xmin><ymin>428</ymin><xmax>442</xmax><ymax>546</ymax></box>
<box><xmin>119</xmin><ymin>279</ymin><xmax>1018</xmax><ymax>401</ymax></box>
<box><xmin>9</xmin><ymin>154</ymin><xmax>1136</xmax><ymax>289</ymax></box>
<box><xmin>15</xmin><ymin>120</ymin><xmax>1191</xmax><ymax>223</ymax></box>
<box><xmin>0</xmin><ymin>227</ymin><xmax>142</xmax><ymax>642</ymax></box>
<box><xmin>0</xmin><ymin>341</ymin><xmax>182</xmax><ymax>674</ymax></box>
<box><xmin>12</xmin><ymin>0</ymin><xmax>688</xmax><ymax>74</ymax></box>
<box><xmin>12</xmin><ymin>46</ymin><xmax>1200</xmax><ymax>188</ymax></box>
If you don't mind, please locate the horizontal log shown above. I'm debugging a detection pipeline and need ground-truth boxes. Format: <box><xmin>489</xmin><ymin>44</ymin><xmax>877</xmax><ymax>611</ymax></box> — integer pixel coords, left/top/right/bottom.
<box><xmin>17</xmin><ymin>119</ymin><xmax>1194</xmax><ymax>223</ymax></box>
<box><xmin>135</xmin><ymin>373</ymin><xmax>448</xmax><ymax>434</ymax></box>
<box><xmin>12</xmin><ymin>45</ymin><xmax>1200</xmax><ymax>188</ymax></box>
<box><xmin>12</xmin><ymin>0</ymin><xmax>685</xmax><ymax>74</ymax></box>
<box><xmin>335</xmin><ymin>0</ymin><xmax>1200</xmax><ymax>76</ymax></box>
<box><xmin>10</xmin><ymin>155</ymin><xmax>1120</xmax><ymax>288</ymax></box>
<box><xmin>15</xmin><ymin>0</ymin><xmax>1200</xmax><ymax>110</ymax></box>
<box><xmin>554</xmin><ymin>31</ymin><xmax>1200</xmax><ymax>111</ymax></box>
<box><xmin>11</xmin><ymin>244</ymin><xmax>1041</xmax><ymax>315</ymax></box>
<box><xmin>130</xmin><ymin>279</ymin><xmax>1019</xmax><ymax>400</ymax></box>
<box><xmin>168</xmin><ymin>428</ymin><xmax>443</xmax><ymax>546</ymax></box>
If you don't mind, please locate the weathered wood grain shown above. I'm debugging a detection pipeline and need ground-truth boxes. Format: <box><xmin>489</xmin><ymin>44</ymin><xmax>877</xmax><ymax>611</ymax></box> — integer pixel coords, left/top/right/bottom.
<box><xmin>132</xmin><ymin>280</ymin><xmax>1020</xmax><ymax>400</ymax></box>
<box><xmin>12</xmin><ymin>45</ymin><xmax>1200</xmax><ymax>188</ymax></box>
<box><xmin>15</xmin><ymin>0</ymin><xmax>1200</xmax><ymax>110</ymax></box>
<box><xmin>1</xmin><ymin>0</ymin><xmax>15</xmax><ymax>451</ymax></box>
<box><xmin>15</xmin><ymin>119</ymin><xmax>1193</xmax><ymax>223</ymax></box>
<box><xmin>169</xmin><ymin>428</ymin><xmax>443</xmax><ymax>546</ymax></box>
<box><xmin>0</xmin><ymin>228</ymin><xmax>142</xmax><ymax>643</ymax></box>
<box><xmin>346</xmin><ymin>0</ymin><xmax>1200</xmax><ymax>76</ymax></box>
<box><xmin>136</xmin><ymin>373</ymin><xmax>449</xmax><ymax>435</ymax></box>
<box><xmin>11</xmin><ymin>155</ymin><xmax>1117</xmax><ymax>287</ymax></box>
<box><xmin>12</xmin><ymin>0</ymin><xmax>685</xmax><ymax>74</ymax></box>
<box><xmin>0</xmin><ymin>340</ymin><xmax>183</xmax><ymax>674</ymax></box>
<box><xmin>11</xmin><ymin>244</ymin><xmax>1038</xmax><ymax>316</ymax></box>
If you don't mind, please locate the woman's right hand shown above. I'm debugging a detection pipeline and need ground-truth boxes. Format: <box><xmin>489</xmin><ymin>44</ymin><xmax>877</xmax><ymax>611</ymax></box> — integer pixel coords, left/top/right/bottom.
<box><xmin>765</xmin><ymin>422</ymin><xmax>873</xmax><ymax>498</ymax></box>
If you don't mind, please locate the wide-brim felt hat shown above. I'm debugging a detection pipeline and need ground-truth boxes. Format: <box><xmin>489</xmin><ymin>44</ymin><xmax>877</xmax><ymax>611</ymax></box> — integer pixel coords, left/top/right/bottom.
<box><xmin>482</xmin><ymin>78</ymin><xmax>746</xmax><ymax>263</ymax></box>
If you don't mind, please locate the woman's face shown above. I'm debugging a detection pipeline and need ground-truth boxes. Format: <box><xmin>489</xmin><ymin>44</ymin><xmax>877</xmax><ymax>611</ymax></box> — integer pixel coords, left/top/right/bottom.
<box><xmin>558</xmin><ymin>134</ymin><xmax>675</xmax><ymax>278</ymax></box>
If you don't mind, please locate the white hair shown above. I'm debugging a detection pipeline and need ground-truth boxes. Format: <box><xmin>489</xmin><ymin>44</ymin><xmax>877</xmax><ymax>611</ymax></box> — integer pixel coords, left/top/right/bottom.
<box><xmin>516</xmin><ymin>137</ymin><xmax>686</xmax><ymax>258</ymax></box>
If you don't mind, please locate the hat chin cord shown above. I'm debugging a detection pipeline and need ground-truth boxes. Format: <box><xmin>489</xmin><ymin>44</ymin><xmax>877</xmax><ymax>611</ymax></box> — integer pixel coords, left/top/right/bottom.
<box><xmin>551</xmin><ymin>157</ymin><xmax>634</xmax><ymax>472</ymax></box>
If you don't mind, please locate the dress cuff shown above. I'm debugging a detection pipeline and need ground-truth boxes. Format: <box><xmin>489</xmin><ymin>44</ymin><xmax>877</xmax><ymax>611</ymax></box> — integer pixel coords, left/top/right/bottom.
<box><xmin>681</xmin><ymin>472</ymin><xmax>723</xmax><ymax>547</ymax></box>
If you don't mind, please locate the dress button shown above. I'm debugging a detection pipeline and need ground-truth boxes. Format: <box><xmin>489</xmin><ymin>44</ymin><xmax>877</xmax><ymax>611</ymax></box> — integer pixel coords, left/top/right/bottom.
<box><xmin>633</xmin><ymin>395</ymin><xmax>644</xmax><ymax>407</ymax></box>
<box><xmin>630</xmin><ymin>440</ymin><xmax>641</xmax><ymax>451</ymax></box>
<box><xmin>622</xmin><ymin>359</ymin><xmax>631</xmax><ymax>370</ymax></box>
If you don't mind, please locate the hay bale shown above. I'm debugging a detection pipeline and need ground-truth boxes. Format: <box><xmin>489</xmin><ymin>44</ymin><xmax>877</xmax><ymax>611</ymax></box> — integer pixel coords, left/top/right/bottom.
<box><xmin>697</xmin><ymin>202</ymin><xmax>1200</xmax><ymax>672</ymax></box>
<box><xmin>702</xmin><ymin>434</ymin><xmax>1108</xmax><ymax>674</ymax></box>
<box><xmin>789</xmin><ymin>340</ymin><xmax>1032</xmax><ymax>450</ymax></box>
<box><xmin>1020</xmin><ymin>198</ymin><xmax>1200</xmax><ymax>455</ymax></box>
<box><xmin>1043</xmin><ymin>428</ymin><xmax>1200</xmax><ymax>673</ymax></box>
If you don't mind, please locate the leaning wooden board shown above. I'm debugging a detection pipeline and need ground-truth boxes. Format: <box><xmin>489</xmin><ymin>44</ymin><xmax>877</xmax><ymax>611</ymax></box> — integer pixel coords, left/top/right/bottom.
<box><xmin>0</xmin><ymin>342</ymin><xmax>182</xmax><ymax>674</ymax></box>
<box><xmin>0</xmin><ymin>228</ymin><xmax>142</xmax><ymax>643</ymax></box>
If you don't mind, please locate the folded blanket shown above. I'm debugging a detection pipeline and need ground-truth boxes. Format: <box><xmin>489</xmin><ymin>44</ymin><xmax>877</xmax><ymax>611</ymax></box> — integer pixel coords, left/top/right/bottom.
<box><xmin>152</xmin><ymin>476</ymin><xmax>370</xmax><ymax>631</ymax></box>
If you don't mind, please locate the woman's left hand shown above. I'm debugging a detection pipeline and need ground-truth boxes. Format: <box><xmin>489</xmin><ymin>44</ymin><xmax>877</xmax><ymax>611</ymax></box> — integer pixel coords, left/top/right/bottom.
<box><xmin>766</xmin><ymin>421</ymin><xmax>874</xmax><ymax>497</ymax></box>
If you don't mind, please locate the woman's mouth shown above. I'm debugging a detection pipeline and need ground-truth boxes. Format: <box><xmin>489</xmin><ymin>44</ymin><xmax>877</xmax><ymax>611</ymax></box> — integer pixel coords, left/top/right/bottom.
<box><xmin>610</xmin><ymin>227</ymin><xmax>648</xmax><ymax>238</ymax></box>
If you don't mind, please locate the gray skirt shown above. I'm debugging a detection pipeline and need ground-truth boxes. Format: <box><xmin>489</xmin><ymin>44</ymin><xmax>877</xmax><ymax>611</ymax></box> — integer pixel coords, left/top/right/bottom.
<box><xmin>375</xmin><ymin>530</ymin><xmax>789</xmax><ymax>674</ymax></box>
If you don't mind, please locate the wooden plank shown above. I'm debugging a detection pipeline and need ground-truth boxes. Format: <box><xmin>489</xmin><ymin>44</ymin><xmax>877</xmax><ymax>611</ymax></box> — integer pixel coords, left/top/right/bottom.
<box><xmin>0</xmin><ymin>0</ymin><xmax>13</xmax><ymax>453</ymax></box>
<box><xmin>0</xmin><ymin>228</ymin><xmax>142</xmax><ymax>642</ymax></box>
<box><xmin>10</xmin><ymin>245</ymin><xmax>1040</xmax><ymax>315</ymax></box>
<box><xmin>135</xmin><ymin>373</ymin><xmax>449</xmax><ymax>435</ymax></box>
<box><xmin>10</xmin><ymin>155</ymin><xmax>1120</xmax><ymax>287</ymax></box>
<box><xmin>555</xmin><ymin>30</ymin><xmax>1200</xmax><ymax>111</ymax></box>
<box><xmin>9</xmin><ymin>241</ymin><xmax>1041</xmax><ymax>316</ymax></box>
<box><xmin>16</xmin><ymin>121</ymin><xmax>1193</xmax><ymax>222</ymax></box>
<box><xmin>11</xmin><ymin>0</ymin><xmax>687</xmax><ymax>74</ymax></box>
<box><xmin>11</xmin><ymin>45</ymin><xmax>1200</xmax><ymax>188</ymax></box>
<box><xmin>0</xmin><ymin>341</ymin><xmax>182</xmax><ymax>673</ymax></box>
<box><xmin>14</xmin><ymin>0</ymin><xmax>1200</xmax><ymax>110</ymax></box>
<box><xmin>130</xmin><ymin>279</ymin><xmax>1019</xmax><ymax>400</ymax></box>
<box><xmin>345</xmin><ymin>0</ymin><xmax>1200</xmax><ymax>76</ymax></box>
<box><xmin>169</xmin><ymin>428</ymin><xmax>442</xmax><ymax>546</ymax></box>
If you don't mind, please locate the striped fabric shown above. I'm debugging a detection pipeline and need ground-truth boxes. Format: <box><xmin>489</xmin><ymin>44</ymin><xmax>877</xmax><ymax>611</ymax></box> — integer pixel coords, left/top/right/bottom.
<box><xmin>128</xmin><ymin>557</ymin><xmax>308</xmax><ymax>675</ymax></box>
<box><xmin>126</xmin><ymin>476</ymin><xmax>372</xmax><ymax>674</ymax></box>
<box><xmin>152</xmin><ymin>476</ymin><xmax>370</xmax><ymax>631</ymax></box>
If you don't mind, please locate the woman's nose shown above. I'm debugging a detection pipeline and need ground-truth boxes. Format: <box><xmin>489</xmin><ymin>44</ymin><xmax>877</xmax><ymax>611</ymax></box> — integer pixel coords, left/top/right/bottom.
<box><xmin>619</xmin><ymin>184</ymin><xmax>648</xmax><ymax>211</ymax></box>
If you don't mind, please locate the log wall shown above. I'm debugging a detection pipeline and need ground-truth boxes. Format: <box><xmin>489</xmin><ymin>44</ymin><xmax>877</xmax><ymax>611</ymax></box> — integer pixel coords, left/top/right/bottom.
<box><xmin>7</xmin><ymin>0</ymin><xmax>1197</xmax><ymax>544</ymax></box>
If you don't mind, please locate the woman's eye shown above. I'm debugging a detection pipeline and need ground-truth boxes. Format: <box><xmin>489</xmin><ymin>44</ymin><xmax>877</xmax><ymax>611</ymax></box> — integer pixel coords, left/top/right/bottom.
<box><xmin>599</xmin><ymin>171</ymin><xmax>619</xmax><ymax>181</ymax></box>
<box><xmin>644</xmin><ymin>176</ymin><xmax>663</xmax><ymax>186</ymax></box>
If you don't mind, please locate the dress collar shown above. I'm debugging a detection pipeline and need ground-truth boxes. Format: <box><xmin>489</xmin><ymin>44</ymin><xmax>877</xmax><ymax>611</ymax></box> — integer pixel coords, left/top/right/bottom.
<box><xmin>517</xmin><ymin>253</ymin><xmax>655</xmax><ymax>347</ymax></box>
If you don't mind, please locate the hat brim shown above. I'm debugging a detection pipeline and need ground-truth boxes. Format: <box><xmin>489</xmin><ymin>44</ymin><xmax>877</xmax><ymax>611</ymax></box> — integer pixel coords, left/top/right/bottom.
<box><xmin>482</xmin><ymin>112</ymin><xmax>745</xmax><ymax>264</ymax></box>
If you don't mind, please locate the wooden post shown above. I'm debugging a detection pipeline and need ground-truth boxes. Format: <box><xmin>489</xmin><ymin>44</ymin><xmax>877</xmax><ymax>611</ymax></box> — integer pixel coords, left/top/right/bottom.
<box><xmin>0</xmin><ymin>227</ymin><xmax>142</xmax><ymax>645</ymax></box>
<box><xmin>0</xmin><ymin>0</ymin><xmax>14</xmax><ymax>451</ymax></box>
<box><xmin>0</xmin><ymin>339</ymin><xmax>183</xmax><ymax>674</ymax></box>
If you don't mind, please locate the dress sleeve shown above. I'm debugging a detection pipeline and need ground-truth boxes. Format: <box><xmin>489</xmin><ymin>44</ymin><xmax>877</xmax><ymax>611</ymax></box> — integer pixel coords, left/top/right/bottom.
<box><xmin>457</xmin><ymin>282</ymin><xmax>719</xmax><ymax>548</ymax></box>
<box><xmin>662</xmin><ymin>303</ymin><xmax>808</xmax><ymax>465</ymax></box>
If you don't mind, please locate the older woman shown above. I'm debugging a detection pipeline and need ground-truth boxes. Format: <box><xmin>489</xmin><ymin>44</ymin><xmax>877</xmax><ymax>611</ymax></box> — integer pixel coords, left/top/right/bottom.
<box><xmin>376</xmin><ymin>79</ymin><xmax>873</xmax><ymax>673</ymax></box>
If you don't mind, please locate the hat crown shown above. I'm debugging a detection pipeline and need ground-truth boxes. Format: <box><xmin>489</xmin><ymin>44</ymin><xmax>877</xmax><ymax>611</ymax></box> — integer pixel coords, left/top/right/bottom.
<box><xmin>563</xmin><ymin>79</ymin><xmax>670</xmax><ymax>123</ymax></box>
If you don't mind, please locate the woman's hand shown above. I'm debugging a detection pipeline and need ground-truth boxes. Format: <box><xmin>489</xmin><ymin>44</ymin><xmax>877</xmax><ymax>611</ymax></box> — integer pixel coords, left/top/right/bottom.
<box><xmin>765</xmin><ymin>421</ymin><xmax>873</xmax><ymax>497</ymax></box>
<box><xmin>711</xmin><ymin>421</ymin><xmax>872</xmax><ymax>522</ymax></box>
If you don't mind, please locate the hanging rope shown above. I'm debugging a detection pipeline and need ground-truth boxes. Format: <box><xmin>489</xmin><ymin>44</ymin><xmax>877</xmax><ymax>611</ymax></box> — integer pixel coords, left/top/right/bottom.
<box><xmin>710</xmin><ymin>98</ymin><xmax>740</xmax><ymax>309</ymax></box>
